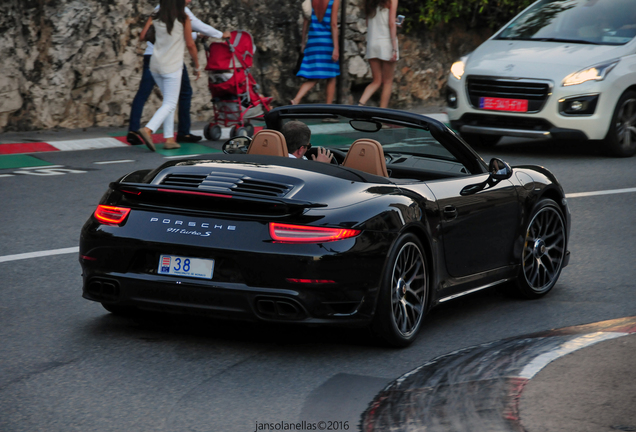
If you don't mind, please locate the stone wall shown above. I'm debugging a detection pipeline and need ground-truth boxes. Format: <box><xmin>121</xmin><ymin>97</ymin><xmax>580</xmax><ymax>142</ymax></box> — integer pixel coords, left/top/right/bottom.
<box><xmin>0</xmin><ymin>0</ymin><xmax>492</xmax><ymax>132</ymax></box>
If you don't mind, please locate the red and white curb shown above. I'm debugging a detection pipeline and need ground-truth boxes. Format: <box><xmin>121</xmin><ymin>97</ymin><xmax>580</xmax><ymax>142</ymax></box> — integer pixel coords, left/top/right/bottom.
<box><xmin>0</xmin><ymin>127</ymin><xmax>230</xmax><ymax>155</ymax></box>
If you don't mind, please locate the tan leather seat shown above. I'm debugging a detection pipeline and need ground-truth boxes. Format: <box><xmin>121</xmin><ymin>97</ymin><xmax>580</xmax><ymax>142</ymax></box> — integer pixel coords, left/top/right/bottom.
<box><xmin>342</xmin><ymin>138</ymin><xmax>389</xmax><ymax>177</ymax></box>
<box><xmin>246</xmin><ymin>130</ymin><xmax>288</xmax><ymax>157</ymax></box>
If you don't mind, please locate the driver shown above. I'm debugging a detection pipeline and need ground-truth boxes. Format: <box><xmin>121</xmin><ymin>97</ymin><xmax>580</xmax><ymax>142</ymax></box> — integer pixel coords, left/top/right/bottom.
<box><xmin>281</xmin><ymin>121</ymin><xmax>333</xmax><ymax>163</ymax></box>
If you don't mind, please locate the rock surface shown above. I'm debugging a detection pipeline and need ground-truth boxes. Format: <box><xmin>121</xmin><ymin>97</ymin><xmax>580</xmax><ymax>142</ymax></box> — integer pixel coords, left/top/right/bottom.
<box><xmin>0</xmin><ymin>0</ymin><xmax>491</xmax><ymax>132</ymax></box>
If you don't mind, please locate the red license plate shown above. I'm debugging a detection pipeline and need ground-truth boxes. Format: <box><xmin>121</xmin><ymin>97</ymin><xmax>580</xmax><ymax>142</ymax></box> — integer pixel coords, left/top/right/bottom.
<box><xmin>480</xmin><ymin>97</ymin><xmax>528</xmax><ymax>112</ymax></box>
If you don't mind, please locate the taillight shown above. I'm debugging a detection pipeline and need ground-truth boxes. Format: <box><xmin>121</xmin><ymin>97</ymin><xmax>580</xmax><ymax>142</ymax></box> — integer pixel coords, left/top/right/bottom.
<box><xmin>94</xmin><ymin>205</ymin><xmax>131</xmax><ymax>226</ymax></box>
<box><xmin>269</xmin><ymin>223</ymin><xmax>361</xmax><ymax>243</ymax></box>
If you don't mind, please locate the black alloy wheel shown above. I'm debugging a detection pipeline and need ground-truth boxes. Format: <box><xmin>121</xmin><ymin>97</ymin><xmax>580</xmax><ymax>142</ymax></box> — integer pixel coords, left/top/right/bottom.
<box><xmin>372</xmin><ymin>233</ymin><xmax>428</xmax><ymax>347</ymax></box>
<box><xmin>603</xmin><ymin>90</ymin><xmax>636</xmax><ymax>157</ymax></box>
<box><xmin>515</xmin><ymin>199</ymin><xmax>566</xmax><ymax>299</ymax></box>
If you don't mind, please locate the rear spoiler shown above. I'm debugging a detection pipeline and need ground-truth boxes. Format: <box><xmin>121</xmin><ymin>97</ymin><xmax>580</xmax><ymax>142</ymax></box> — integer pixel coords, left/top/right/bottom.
<box><xmin>111</xmin><ymin>181</ymin><xmax>328</xmax><ymax>210</ymax></box>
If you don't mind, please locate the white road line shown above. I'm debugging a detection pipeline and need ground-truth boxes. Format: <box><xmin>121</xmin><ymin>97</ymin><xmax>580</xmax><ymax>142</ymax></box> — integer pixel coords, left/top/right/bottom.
<box><xmin>566</xmin><ymin>187</ymin><xmax>636</xmax><ymax>198</ymax></box>
<box><xmin>94</xmin><ymin>159</ymin><xmax>135</xmax><ymax>165</ymax></box>
<box><xmin>164</xmin><ymin>154</ymin><xmax>201</xmax><ymax>159</ymax></box>
<box><xmin>17</xmin><ymin>165</ymin><xmax>64</xmax><ymax>170</ymax></box>
<box><xmin>0</xmin><ymin>247</ymin><xmax>79</xmax><ymax>263</ymax></box>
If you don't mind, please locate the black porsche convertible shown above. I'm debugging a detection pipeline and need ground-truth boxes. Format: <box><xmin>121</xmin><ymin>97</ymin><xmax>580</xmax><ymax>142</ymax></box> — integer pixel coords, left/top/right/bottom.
<box><xmin>80</xmin><ymin>105</ymin><xmax>571</xmax><ymax>346</ymax></box>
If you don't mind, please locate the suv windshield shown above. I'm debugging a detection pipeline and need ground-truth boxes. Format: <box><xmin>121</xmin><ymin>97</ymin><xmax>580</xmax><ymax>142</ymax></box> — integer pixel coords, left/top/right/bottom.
<box><xmin>496</xmin><ymin>0</ymin><xmax>636</xmax><ymax>45</ymax></box>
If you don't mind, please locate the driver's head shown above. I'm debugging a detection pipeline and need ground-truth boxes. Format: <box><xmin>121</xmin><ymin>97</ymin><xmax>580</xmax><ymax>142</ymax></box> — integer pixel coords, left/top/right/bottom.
<box><xmin>282</xmin><ymin>121</ymin><xmax>311</xmax><ymax>154</ymax></box>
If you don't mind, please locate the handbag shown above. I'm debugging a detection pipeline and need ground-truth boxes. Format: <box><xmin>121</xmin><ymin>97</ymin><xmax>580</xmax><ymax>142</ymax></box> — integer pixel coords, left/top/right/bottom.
<box><xmin>143</xmin><ymin>24</ymin><xmax>156</xmax><ymax>44</ymax></box>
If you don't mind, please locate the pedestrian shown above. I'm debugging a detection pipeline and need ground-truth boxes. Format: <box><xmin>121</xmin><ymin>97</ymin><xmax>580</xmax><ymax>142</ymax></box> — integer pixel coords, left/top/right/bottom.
<box><xmin>357</xmin><ymin>0</ymin><xmax>399</xmax><ymax>108</ymax></box>
<box><xmin>127</xmin><ymin>0</ymin><xmax>231</xmax><ymax>147</ymax></box>
<box><xmin>290</xmin><ymin>0</ymin><xmax>341</xmax><ymax>106</ymax></box>
<box><xmin>137</xmin><ymin>0</ymin><xmax>201</xmax><ymax>151</ymax></box>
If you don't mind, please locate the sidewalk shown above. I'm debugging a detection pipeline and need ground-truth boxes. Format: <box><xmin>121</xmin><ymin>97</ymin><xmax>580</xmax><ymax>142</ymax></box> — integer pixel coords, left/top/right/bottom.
<box><xmin>0</xmin><ymin>109</ymin><xmax>451</xmax><ymax>170</ymax></box>
<box><xmin>361</xmin><ymin>316</ymin><xmax>636</xmax><ymax>432</ymax></box>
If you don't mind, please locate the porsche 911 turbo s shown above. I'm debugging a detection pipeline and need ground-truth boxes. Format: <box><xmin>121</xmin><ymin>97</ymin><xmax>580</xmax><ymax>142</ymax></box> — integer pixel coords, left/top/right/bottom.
<box><xmin>80</xmin><ymin>105</ymin><xmax>571</xmax><ymax>346</ymax></box>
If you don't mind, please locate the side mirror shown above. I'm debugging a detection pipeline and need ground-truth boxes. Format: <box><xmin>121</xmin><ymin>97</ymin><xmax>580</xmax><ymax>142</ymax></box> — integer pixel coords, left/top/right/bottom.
<box><xmin>222</xmin><ymin>136</ymin><xmax>251</xmax><ymax>154</ymax></box>
<box><xmin>460</xmin><ymin>158</ymin><xmax>513</xmax><ymax>196</ymax></box>
<box><xmin>489</xmin><ymin>158</ymin><xmax>512</xmax><ymax>180</ymax></box>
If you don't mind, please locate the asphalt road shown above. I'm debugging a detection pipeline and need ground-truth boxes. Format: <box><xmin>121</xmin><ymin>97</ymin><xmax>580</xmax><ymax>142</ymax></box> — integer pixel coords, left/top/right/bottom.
<box><xmin>1</xmin><ymin>133</ymin><xmax>635</xmax><ymax>432</ymax></box>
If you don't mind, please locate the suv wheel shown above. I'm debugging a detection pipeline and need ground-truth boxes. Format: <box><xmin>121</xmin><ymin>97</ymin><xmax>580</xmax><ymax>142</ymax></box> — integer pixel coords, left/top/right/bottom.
<box><xmin>603</xmin><ymin>90</ymin><xmax>636</xmax><ymax>157</ymax></box>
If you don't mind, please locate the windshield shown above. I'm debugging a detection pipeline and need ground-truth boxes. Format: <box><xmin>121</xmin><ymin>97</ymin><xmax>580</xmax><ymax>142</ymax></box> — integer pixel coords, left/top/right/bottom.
<box><xmin>296</xmin><ymin>116</ymin><xmax>472</xmax><ymax>178</ymax></box>
<box><xmin>306</xmin><ymin>120</ymin><xmax>457</xmax><ymax>161</ymax></box>
<box><xmin>496</xmin><ymin>0</ymin><xmax>636</xmax><ymax>45</ymax></box>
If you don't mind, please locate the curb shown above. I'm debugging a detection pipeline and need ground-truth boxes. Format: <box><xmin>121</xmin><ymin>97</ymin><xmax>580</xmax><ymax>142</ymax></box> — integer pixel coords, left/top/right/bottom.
<box><xmin>361</xmin><ymin>316</ymin><xmax>636</xmax><ymax>432</ymax></box>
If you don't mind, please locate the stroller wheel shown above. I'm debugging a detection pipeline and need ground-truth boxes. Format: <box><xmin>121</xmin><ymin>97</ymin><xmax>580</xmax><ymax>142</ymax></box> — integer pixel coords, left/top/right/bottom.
<box><xmin>204</xmin><ymin>124</ymin><xmax>222</xmax><ymax>141</ymax></box>
<box><xmin>244</xmin><ymin>123</ymin><xmax>255</xmax><ymax>137</ymax></box>
<box><xmin>234</xmin><ymin>127</ymin><xmax>248</xmax><ymax>138</ymax></box>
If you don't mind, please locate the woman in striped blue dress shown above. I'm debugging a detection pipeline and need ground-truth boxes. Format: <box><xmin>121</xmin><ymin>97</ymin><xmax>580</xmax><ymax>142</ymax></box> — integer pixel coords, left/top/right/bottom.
<box><xmin>291</xmin><ymin>0</ymin><xmax>341</xmax><ymax>105</ymax></box>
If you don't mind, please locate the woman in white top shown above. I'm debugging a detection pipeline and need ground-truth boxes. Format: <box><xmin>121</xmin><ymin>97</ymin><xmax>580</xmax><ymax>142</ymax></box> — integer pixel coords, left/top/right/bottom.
<box><xmin>358</xmin><ymin>0</ymin><xmax>399</xmax><ymax>108</ymax></box>
<box><xmin>138</xmin><ymin>0</ymin><xmax>200</xmax><ymax>151</ymax></box>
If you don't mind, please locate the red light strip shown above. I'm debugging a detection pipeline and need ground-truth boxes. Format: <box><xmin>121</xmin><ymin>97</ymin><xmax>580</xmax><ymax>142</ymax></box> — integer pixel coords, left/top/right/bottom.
<box><xmin>157</xmin><ymin>188</ymin><xmax>232</xmax><ymax>198</ymax></box>
<box><xmin>269</xmin><ymin>223</ymin><xmax>361</xmax><ymax>243</ymax></box>
<box><xmin>121</xmin><ymin>189</ymin><xmax>141</xmax><ymax>196</ymax></box>
<box><xmin>286</xmin><ymin>278</ymin><xmax>336</xmax><ymax>284</ymax></box>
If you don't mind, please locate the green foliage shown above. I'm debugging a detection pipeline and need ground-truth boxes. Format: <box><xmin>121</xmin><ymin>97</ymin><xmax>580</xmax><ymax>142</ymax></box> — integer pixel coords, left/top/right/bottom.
<box><xmin>399</xmin><ymin>0</ymin><xmax>535</xmax><ymax>31</ymax></box>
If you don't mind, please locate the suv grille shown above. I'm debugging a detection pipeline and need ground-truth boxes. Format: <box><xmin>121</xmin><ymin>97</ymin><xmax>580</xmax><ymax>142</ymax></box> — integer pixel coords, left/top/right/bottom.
<box><xmin>161</xmin><ymin>172</ymin><xmax>292</xmax><ymax>197</ymax></box>
<box><xmin>466</xmin><ymin>76</ymin><xmax>551</xmax><ymax>113</ymax></box>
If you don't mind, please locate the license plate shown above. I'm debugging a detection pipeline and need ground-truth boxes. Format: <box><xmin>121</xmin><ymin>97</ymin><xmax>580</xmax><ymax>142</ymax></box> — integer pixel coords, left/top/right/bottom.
<box><xmin>158</xmin><ymin>254</ymin><xmax>214</xmax><ymax>279</ymax></box>
<box><xmin>480</xmin><ymin>97</ymin><xmax>528</xmax><ymax>112</ymax></box>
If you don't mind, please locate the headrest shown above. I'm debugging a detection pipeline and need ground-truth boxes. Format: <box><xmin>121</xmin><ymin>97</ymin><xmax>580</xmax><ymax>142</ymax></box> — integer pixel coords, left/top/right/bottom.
<box><xmin>342</xmin><ymin>138</ymin><xmax>388</xmax><ymax>177</ymax></box>
<box><xmin>246</xmin><ymin>130</ymin><xmax>288</xmax><ymax>157</ymax></box>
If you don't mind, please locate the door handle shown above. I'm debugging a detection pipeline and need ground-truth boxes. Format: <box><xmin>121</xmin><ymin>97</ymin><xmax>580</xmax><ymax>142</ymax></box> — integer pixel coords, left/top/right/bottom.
<box><xmin>443</xmin><ymin>205</ymin><xmax>458</xmax><ymax>220</ymax></box>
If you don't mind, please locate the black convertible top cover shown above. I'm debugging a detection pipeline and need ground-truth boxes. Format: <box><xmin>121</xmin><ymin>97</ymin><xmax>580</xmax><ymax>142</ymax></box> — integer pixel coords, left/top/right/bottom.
<box><xmin>146</xmin><ymin>153</ymin><xmax>393</xmax><ymax>184</ymax></box>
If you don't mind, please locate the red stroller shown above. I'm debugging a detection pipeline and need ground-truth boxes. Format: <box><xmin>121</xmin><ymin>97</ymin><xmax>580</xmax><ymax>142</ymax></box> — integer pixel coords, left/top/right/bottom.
<box><xmin>203</xmin><ymin>30</ymin><xmax>273</xmax><ymax>141</ymax></box>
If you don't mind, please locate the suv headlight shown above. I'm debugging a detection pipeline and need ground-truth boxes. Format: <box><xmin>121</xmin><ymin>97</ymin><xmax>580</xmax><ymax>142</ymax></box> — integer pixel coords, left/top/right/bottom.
<box><xmin>450</xmin><ymin>56</ymin><xmax>469</xmax><ymax>80</ymax></box>
<box><xmin>562</xmin><ymin>60</ymin><xmax>619</xmax><ymax>86</ymax></box>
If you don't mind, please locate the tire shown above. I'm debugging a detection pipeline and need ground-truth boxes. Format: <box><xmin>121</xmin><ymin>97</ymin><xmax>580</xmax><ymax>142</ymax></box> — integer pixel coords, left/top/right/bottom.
<box><xmin>235</xmin><ymin>127</ymin><xmax>248</xmax><ymax>137</ymax></box>
<box><xmin>229</xmin><ymin>125</ymin><xmax>237</xmax><ymax>138</ymax></box>
<box><xmin>204</xmin><ymin>124</ymin><xmax>222</xmax><ymax>141</ymax></box>
<box><xmin>602</xmin><ymin>90</ymin><xmax>636</xmax><ymax>157</ymax></box>
<box><xmin>514</xmin><ymin>199</ymin><xmax>567</xmax><ymax>299</ymax></box>
<box><xmin>372</xmin><ymin>233</ymin><xmax>428</xmax><ymax>347</ymax></box>
<box><xmin>244</xmin><ymin>123</ymin><xmax>255</xmax><ymax>137</ymax></box>
<box><xmin>460</xmin><ymin>133</ymin><xmax>501</xmax><ymax>149</ymax></box>
<box><xmin>101</xmin><ymin>303</ymin><xmax>136</xmax><ymax>317</ymax></box>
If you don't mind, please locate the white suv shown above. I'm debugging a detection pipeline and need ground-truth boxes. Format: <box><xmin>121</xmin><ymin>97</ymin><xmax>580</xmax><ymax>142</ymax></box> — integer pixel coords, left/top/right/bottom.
<box><xmin>446</xmin><ymin>0</ymin><xmax>636</xmax><ymax>157</ymax></box>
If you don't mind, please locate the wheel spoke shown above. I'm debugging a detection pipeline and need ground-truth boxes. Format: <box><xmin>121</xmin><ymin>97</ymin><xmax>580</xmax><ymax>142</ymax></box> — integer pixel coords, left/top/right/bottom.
<box><xmin>399</xmin><ymin>300</ymin><xmax>409</xmax><ymax>333</ymax></box>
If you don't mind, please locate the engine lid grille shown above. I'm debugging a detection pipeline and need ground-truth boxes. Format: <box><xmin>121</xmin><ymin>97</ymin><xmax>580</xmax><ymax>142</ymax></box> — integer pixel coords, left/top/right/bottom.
<box><xmin>161</xmin><ymin>171</ymin><xmax>293</xmax><ymax>197</ymax></box>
